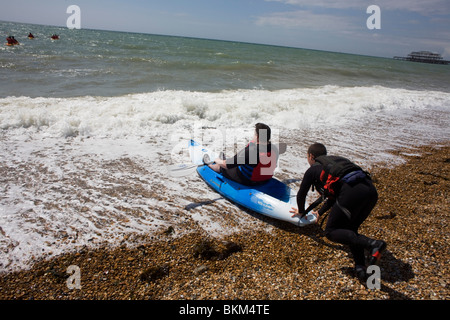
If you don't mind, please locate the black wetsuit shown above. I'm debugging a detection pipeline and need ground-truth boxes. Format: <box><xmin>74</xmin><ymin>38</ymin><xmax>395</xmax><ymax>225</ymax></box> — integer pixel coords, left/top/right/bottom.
<box><xmin>297</xmin><ymin>163</ymin><xmax>378</xmax><ymax>266</ymax></box>
<box><xmin>221</xmin><ymin>142</ymin><xmax>278</xmax><ymax>186</ymax></box>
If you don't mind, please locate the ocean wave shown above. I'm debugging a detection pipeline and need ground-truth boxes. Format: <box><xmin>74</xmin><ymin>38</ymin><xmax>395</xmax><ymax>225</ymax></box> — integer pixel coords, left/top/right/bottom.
<box><xmin>0</xmin><ymin>86</ymin><xmax>448</xmax><ymax>138</ymax></box>
<box><xmin>0</xmin><ymin>85</ymin><xmax>449</xmax><ymax>273</ymax></box>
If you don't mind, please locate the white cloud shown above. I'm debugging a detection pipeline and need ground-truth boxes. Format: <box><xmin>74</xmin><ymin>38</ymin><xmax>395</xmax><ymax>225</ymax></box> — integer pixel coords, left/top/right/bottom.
<box><xmin>255</xmin><ymin>9</ymin><xmax>357</xmax><ymax>31</ymax></box>
<box><xmin>265</xmin><ymin>0</ymin><xmax>364</xmax><ymax>10</ymax></box>
<box><xmin>265</xmin><ymin>0</ymin><xmax>450</xmax><ymax>16</ymax></box>
<box><xmin>255</xmin><ymin>1</ymin><xmax>449</xmax><ymax>58</ymax></box>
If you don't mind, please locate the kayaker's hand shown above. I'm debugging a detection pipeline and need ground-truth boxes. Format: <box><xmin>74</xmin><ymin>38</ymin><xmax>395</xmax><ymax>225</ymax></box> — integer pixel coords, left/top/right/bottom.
<box><xmin>310</xmin><ymin>211</ymin><xmax>319</xmax><ymax>223</ymax></box>
<box><xmin>290</xmin><ymin>207</ymin><xmax>302</xmax><ymax>218</ymax></box>
<box><xmin>214</xmin><ymin>157</ymin><xmax>224</xmax><ymax>166</ymax></box>
<box><xmin>208</xmin><ymin>163</ymin><xmax>221</xmax><ymax>173</ymax></box>
<box><xmin>214</xmin><ymin>157</ymin><xmax>228</xmax><ymax>169</ymax></box>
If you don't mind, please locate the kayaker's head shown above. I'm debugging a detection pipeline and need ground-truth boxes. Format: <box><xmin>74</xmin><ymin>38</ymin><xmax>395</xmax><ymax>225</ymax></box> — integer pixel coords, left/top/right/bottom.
<box><xmin>254</xmin><ymin>123</ymin><xmax>271</xmax><ymax>144</ymax></box>
<box><xmin>307</xmin><ymin>143</ymin><xmax>327</xmax><ymax>166</ymax></box>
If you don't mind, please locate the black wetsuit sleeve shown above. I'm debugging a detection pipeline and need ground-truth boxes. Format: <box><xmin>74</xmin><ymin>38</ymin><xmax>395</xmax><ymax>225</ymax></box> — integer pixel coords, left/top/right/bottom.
<box><xmin>297</xmin><ymin>164</ymin><xmax>332</xmax><ymax>216</ymax></box>
<box><xmin>318</xmin><ymin>198</ymin><xmax>334</xmax><ymax>216</ymax></box>
<box><xmin>296</xmin><ymin>166</ymin><xmax>317</xmax><ymax>215</ymax></box>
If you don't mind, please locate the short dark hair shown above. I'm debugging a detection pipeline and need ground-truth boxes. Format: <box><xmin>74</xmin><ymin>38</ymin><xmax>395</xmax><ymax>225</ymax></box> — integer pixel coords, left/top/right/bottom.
<box><xmin>255</xmin><ymin>123</ymin><xmax>271</xmax><ymax>142</ymax></box>
<box><xmin>307</xmin><ymin>143</ymin><xmax>327</xmax><ymax>158</ymax></box>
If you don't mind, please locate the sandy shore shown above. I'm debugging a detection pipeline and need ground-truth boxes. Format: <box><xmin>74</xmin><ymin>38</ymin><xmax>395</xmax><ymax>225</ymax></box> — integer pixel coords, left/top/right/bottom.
<box><xmin>0</xmin><ymin>143</ymin><xmax>448</xmax><ymax>301</ymax></box>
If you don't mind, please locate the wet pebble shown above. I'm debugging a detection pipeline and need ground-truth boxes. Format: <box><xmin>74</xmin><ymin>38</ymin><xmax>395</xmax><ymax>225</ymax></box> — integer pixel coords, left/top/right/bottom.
<box><xmin>0</xmin><ymin>144</ymin><xmax>448</xmax><ymax>300</ymax></box>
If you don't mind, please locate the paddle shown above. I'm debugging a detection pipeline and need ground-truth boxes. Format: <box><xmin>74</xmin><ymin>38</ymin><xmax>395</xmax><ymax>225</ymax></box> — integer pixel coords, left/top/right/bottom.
<box><xmin>167</xmin><ymin>162</ymin><xmax>206</xmax><ymax>177</ymax></box>
<box><xmin>278</xmin><ymin>142</ymin><xmax>287</xmax><ymax>155</ymax></box>
<box><xmin>167</xmin><ymin>142</ymin><xmax>287</xmax><ymax>178</ymax></box>
<box><xmin>167</xmin><ymin>154</ymin><xmax>213</xmax><ymax>177</ymax></box>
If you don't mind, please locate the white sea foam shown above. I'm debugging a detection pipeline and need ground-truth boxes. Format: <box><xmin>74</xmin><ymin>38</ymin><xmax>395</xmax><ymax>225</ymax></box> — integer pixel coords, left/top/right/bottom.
<box><xmin>1</xmin><ymin>86</ymin><xmax>447</xmax><ymax>134</ymax></box>
<box><xmin>0</xmin><ymin>86</ymin><xmax>449</xmax><ymax>273</ymax></box>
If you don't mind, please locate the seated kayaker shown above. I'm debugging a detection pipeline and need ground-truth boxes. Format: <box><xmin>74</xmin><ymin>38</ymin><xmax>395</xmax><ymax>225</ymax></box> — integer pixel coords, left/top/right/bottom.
<box><xmin>209</xmin><ymin>123</ymin><xmax>279</xmax><ymax>186</ymax></box>
<box><xmin>6</xmin><ymin>36</ymin><xmax>19</xmax><ymax>45</ymax></box>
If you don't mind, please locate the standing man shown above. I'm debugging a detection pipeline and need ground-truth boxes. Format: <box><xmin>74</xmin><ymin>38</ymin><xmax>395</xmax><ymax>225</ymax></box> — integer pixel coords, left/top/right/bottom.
<box><xmin>290</xmin><ymin>143</ymin><xmax>386</xmax><ymax>279</ymax></box>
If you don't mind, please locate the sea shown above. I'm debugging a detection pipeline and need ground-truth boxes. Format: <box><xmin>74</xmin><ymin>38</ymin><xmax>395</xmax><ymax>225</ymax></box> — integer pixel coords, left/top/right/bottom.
<box><xmin>1</xmin><ymin>21</ymin><xmax>449</xmax><ymax>273</ymax></box>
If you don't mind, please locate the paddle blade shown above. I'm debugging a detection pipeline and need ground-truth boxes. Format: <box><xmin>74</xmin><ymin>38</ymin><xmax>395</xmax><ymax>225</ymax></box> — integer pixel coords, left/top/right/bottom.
<box><xmin>278</xmin><ymin>142</ymin><xmax>287</xmax><ymax>155</ymax></box>
<box><xmin>167</xmin><ymin>163</ymin><xmax>198</xmax><ymax>177</ymax></box>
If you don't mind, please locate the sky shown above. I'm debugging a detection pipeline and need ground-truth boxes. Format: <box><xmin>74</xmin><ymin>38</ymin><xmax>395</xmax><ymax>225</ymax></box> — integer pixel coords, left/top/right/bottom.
<box><xmin>1</xmin><ymin>0</ymin><xmax>449</xmax><ymax>58</ymax></box>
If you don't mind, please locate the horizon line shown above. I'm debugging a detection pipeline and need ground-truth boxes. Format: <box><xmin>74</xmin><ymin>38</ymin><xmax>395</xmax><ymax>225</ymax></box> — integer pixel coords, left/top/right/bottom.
<box><xmin>0</xmin><ymin>19</ymin><xmax>398</xmax><ymax>60</ymax></box>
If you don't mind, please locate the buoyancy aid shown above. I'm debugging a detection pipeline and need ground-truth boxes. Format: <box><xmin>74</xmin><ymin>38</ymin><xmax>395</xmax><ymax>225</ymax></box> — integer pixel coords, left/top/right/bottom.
<box><xmin>237</xmin><ymin>142</ymin><xmax>278</xmax><ymax>182</ymax></box>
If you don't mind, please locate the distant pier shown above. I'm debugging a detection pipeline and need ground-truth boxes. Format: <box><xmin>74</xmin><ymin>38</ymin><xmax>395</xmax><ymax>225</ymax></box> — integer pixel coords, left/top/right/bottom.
<box><xmin>394</xmin><ymin>51</ymin><xmax>449</xmax><ymax>65</ymax></box>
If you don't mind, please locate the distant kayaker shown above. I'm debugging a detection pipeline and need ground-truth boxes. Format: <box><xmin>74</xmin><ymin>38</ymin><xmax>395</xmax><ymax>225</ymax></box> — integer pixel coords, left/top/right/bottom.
<box><xmin>208</xmin><ymin>123</ymin><xmax>279</xmax><ymax>186</ymax></box>
<box><xmin>290</xmin><ymin>143</ymin><xmax>386</xmax><ymax>280</ymax></box>
<box><xmin>28</xmin><ymin>32</ymin><xmax>34</xmax><ymax>39</ymax></box>
<box><xmin>6</xmin><ymin>36</ymin><xmax>19</xmax><ymax>45</ymax></box>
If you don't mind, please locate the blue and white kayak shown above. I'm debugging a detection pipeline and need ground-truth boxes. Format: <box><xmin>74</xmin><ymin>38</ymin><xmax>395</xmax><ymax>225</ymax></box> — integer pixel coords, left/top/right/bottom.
<box><xmin>189</xmin><ymin>139</ymin><xmax>317</xmax><ymax>227</ymax></box>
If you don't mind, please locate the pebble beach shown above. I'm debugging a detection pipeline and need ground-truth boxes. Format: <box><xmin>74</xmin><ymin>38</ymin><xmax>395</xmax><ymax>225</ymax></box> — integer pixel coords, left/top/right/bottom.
<box><xmin>0</xmin><ymin>143</ymin><xmax>448</xmax><ymax>301</ymax></box>
<box><xmin>1</xmin><ymin>23</ymin><xmax>449</xmax><ymax>310</ymax></box>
